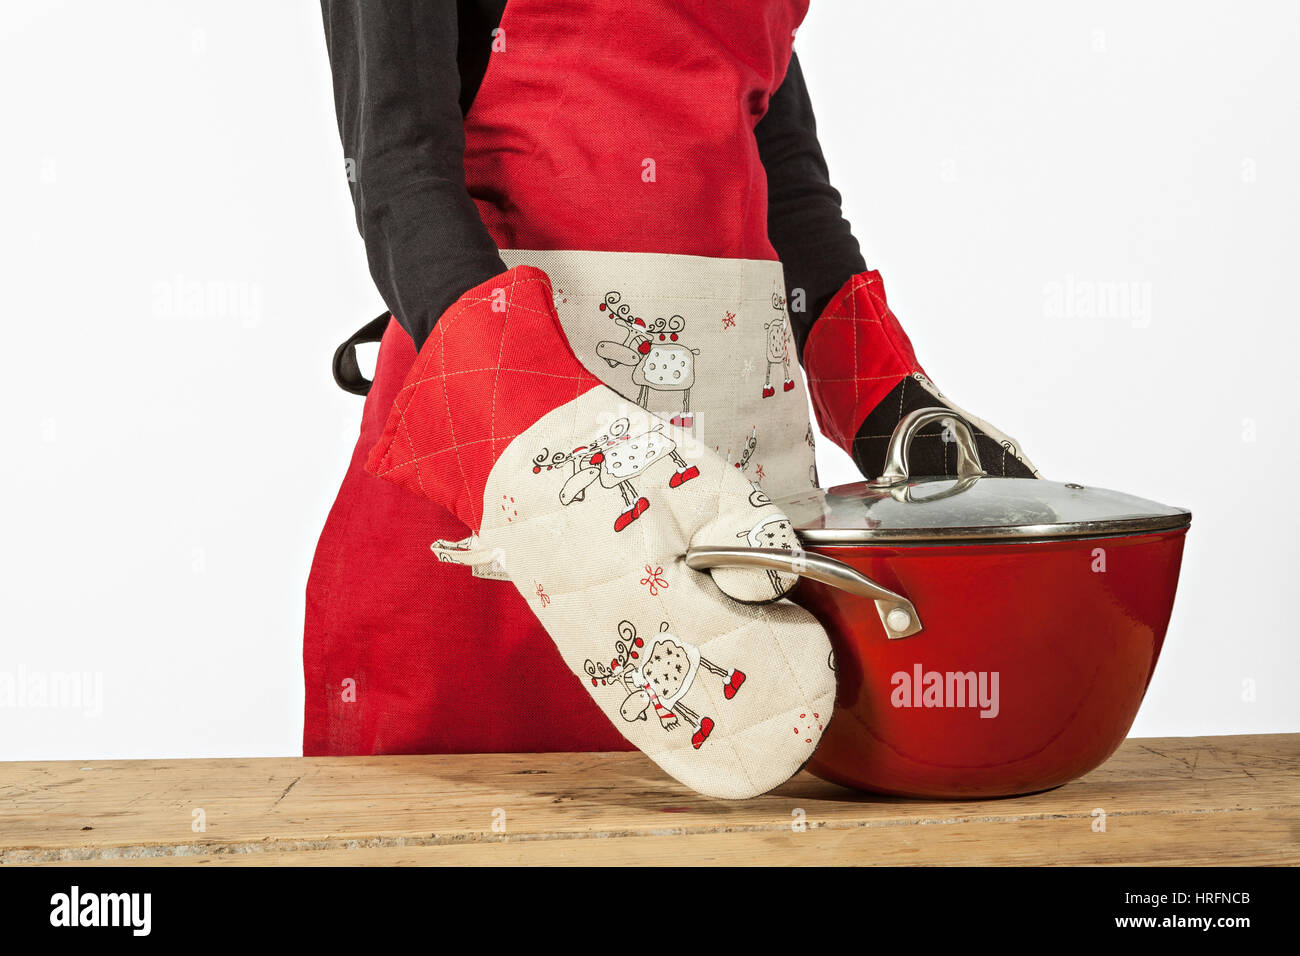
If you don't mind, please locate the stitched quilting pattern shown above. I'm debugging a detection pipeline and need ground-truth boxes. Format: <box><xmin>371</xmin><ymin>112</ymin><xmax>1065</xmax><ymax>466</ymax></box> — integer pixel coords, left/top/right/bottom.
<box><xmin>472</xmin><ymin>386</ymin><xmax>836</xmax><ymax>799</ymax></box>
<box><xmin>803</xmin><ymin>270</ymin><xmax>924</xmax><ymax>454</ymax></box>
<box><xmin>803</xmin><ymin>270</ymin><xmax>1038</xmax><ymax>479</ymax></box>
<box><xmin>363</xmin><ymin>264</ymin><xmax>837</xmax><ymax>799</ymax></box>
<box><xmin>366</xmin><ymin>266</ymin><xmax>604</xmax><ymax>531</ymax></box>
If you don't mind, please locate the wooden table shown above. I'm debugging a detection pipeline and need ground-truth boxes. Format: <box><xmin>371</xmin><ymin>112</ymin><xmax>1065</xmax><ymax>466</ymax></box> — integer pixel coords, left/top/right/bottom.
<box><xmin>1</xmin><ymin>734</ymin><xmax>1295</xmax><ymax>866</ymax></box>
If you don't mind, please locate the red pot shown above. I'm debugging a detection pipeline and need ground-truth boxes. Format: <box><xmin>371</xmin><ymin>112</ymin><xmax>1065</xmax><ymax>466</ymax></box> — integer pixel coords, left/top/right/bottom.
<box><xmin>688</xmin><ymin>408</ymin><xmax>1190</xmax><ymax>798</ymax></box>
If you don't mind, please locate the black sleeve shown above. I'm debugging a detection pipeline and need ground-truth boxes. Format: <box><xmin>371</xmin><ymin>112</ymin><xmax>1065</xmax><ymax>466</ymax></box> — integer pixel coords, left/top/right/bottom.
<box><xmin>320</xmin><ymin>0</ymin><xmax>506</xmax><ymax>349</ymax></box>
<box><xmin>756</xmin><ymin>52</ymin><xmax>867</xmax><ymax>357</ymax></box>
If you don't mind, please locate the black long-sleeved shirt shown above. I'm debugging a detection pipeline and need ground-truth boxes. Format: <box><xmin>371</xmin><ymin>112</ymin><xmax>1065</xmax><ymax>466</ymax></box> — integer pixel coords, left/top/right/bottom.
<box><xmin>320</xmin><ymin>0</ymin><xmax>865</xmax><ymax>353</ymax></box>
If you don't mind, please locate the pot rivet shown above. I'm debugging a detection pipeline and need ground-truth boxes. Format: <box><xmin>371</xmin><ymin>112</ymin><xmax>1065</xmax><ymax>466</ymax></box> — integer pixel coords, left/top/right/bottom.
<box><xmin>1065</xmin><ymin>482</ymin><xmax>1084</xmax><ymax>489</ymax></box>
<box><xmin>886</xmin><ymin>608</ymin><xmax>912</xmax><ymax>632</ymax></box>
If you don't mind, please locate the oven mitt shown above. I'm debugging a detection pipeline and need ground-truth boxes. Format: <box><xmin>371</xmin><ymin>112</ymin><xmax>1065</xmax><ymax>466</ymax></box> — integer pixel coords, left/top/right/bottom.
<box><xmin>803</xmin><ymin>270</ymin><xmax>1039</xmax><ymax>480</ymax></box>
<box><xmin>365</xmin><ymin>265</ymin><xmax>835</xmax><ymax>799</ymax></box>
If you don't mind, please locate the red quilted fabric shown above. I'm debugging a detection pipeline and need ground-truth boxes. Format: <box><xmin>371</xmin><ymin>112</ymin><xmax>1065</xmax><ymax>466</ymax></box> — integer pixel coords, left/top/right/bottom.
<box><xmin>305</xmin><ymin>314</ymin><xmax>634</xmax><ymax>756</ymax></box>
<box><xmin>366</xmin><ymin>265</ymin><xmax>602</xmax><ymax>532</ymax></box>
<box><xmin>803</xmin><ymin>270</ymin><xmax>927</xmax><ymax>455</ymax></box>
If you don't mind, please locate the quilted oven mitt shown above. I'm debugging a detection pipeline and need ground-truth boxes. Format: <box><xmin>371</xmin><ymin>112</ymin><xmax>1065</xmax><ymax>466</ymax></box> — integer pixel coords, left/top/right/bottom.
<box><xmin>365</xmin><ymin>265</ymin><xmax>835</xmax><ymax>799</ymax></box>
<box><xmin>803</xmin><ymin>270</ymin><xmax>1039</xmax><ymax>480</ymax></box>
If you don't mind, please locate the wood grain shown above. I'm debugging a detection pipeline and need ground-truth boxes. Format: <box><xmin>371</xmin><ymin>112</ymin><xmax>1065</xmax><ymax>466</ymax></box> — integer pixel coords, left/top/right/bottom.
<box><xmin>1</xmin><ymin>734</ymin><xmax>1296</xmax><ymax>866</ymax></box>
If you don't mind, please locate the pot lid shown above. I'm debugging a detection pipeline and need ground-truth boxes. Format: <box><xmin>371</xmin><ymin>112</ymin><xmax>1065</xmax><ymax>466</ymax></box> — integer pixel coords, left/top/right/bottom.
<box><xmin>778</xmin><ymin>476</ymin><xmax>1190</xmax><ymax>544</ymax></box>
<box><xmin>778</xmin><ymin>408</ymin><xmax>1191</xmax><ymax>545</ymax></box>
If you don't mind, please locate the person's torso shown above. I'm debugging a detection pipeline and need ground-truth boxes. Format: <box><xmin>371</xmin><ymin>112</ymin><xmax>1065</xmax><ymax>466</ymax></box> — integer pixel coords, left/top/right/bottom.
<box><xmin>461</xmin><ymin>0</ymin><xmax>808</xmax><ymax>261</ymax></box>
<box><xmin>426</xmin><ymin>1</ymin><xmax>819</xmax><ymax>499</ymax></box>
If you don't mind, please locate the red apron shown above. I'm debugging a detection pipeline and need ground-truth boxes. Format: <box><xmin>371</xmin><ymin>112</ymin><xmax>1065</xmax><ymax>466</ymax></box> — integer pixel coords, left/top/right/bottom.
<box><xmin>304</xmin><ymin>0</ymin><xmax>809</xmax><ymax>756</ymax></box>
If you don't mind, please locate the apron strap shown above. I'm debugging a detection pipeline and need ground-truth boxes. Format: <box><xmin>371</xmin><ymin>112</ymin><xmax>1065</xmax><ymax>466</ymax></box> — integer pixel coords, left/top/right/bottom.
<box><xmin>332</xmin><ymin>312</ymin><xmax>391</xmax><ymax>396</ymax></box>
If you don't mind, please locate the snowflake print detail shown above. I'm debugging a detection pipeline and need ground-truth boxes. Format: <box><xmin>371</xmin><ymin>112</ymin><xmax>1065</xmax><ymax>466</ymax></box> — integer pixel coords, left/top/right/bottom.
<box><xmin>534</xmin><ymin>581</ymin><xmax>550</xmax><ymax>608</ymax></box>
<box><xmin>640</xmin><ymin>564</ymin><xmax>669</xmax><ymax>596</ymax></box>
<box><xmin>500</xmin><ymin>495</ymin><xmax>518</xmax><ymax>522</ymax></box>
<box><xmin>722</xmin><ymin>310</ymin><xmax>736</xmax><ymax>330</ymax></box>
<box><xmin>794</xmin><ymin>711</ymin><xmax>824</xmax><ymax>744</ymax></box>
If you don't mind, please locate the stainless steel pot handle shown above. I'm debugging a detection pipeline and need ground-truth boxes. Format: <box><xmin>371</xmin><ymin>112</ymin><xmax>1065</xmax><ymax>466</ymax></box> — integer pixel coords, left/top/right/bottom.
<box><xmin>869</xmin><ymin>407</ymin><xmax>987</xmax><ymax>486</ymax></box>
<box><xmin>684</xmin><ymin>546</ymin><xmax>923</xmax><ymax>640</ymax></box>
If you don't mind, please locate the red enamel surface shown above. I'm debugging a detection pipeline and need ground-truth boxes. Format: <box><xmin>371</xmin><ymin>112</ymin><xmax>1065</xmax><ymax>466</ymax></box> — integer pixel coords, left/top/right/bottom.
<box><xmin>794</xmin><ymin>529</ymin><xmax>1188</xmax><ymax>798</ymax></box>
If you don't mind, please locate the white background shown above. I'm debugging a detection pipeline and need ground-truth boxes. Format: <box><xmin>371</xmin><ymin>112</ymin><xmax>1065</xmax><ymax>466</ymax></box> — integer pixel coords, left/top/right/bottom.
<box><xmin>1</xmin><ymin>1</ymin><xmax>1296</xmax><ymax>760</ymax></box>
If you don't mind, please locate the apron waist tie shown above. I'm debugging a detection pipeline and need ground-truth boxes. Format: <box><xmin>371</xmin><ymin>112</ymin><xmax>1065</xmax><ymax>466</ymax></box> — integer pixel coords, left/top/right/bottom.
<box><xmin>332</xmin><ymin>312</ymin><xmax>391</xmax><ymax>396</ymax></box>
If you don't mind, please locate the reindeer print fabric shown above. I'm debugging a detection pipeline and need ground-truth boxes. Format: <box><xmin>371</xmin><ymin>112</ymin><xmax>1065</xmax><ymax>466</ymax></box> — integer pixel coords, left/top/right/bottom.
<box><xmin>370</xmin><ymin>265</ymin><xmax>835</xmax><ymax>798</ymax></box>
<box><xmin>499</xmin><ymin>250</ymin><xmax>817</xmax><ymax>503</ymax></box>
<box><xmin>471</xmin><ymin>388</ymin><xmax>836</xmax><ymax>797</ymax></box>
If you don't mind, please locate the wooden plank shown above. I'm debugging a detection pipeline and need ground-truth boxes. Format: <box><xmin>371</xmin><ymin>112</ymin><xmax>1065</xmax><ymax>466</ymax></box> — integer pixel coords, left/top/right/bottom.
<box><xmin>0</xmin><ymin>734</ymin><xmax>1296</xmax><ymax>866</ymax></box>
<box><xmin>32</xmin><ymin>809</ymin><xmax>1299</xmax><ymax>867</ymax></box>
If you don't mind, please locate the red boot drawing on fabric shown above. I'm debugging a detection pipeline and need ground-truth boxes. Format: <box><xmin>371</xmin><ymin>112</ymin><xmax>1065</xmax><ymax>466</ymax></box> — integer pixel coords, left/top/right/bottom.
<box><xmin>692</xmin><ymin>717</ymin><xmax>715</xmax><ymax>749</ymax></box>
<box><xmin>538</xmin><ymin>418</ymin><xmax>698</xmax><ymax>531</ymax></box>
<box><xmin>669</xmin><ymin>463</ymin><xmax>700</xmax><ymax>488</ymax></box>
<box><xmin>613</xmin><ymin>493</ymin><xmax>651</xmax><ymax>533</ymax></box>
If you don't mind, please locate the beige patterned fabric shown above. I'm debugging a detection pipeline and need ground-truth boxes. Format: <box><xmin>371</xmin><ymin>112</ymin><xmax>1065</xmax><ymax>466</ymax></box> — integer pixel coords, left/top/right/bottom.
<box><xmin>407</xmin><ymin>258</ymin><xmax>835</xmax><ymax>798</ymax></box>
<box><xmin>437</xmin><ymin>390</ymin><xmax>836</xmax><ymax>799</ymax></box>
<box><xmin>500</xmin><ymin>249</ymin><xmax>818</xmax><ymax>499</ymax></box>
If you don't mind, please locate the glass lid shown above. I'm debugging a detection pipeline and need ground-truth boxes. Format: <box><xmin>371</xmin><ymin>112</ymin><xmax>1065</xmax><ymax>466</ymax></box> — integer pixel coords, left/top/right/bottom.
<box><xmin>777</xmin><ymin>409</ymin><xmax>1191</xmax><ymax>545</ymax></box>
